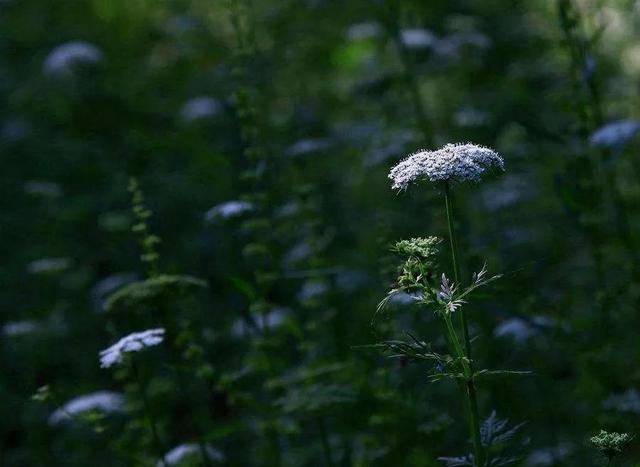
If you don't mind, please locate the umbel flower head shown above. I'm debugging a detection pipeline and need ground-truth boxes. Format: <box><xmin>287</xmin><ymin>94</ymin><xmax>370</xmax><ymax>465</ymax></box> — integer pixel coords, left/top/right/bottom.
<box><xmin>100</xmin><ymin>328</ymin><xmax>165</xmax><ymax>368</ymax></box>
<box><xmin>48</xmin><ymin>391</ymin><xmax>125</xmax><ymax>425</ymax></box>
<box><xmin>389</xmin><ymin>143</ymin><xmax>504</xmax><ymax>190</ymax></box>
<box><xmin>590</xmin><ymin>430</ymin><xmax>632</xmax><ymax>458</ymax></box>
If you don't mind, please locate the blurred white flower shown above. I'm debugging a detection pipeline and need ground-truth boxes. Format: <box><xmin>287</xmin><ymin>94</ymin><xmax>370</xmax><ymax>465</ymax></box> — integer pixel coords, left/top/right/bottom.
<box><xmin>493</xmin><ymin>316</ymin><xmax>554</xmax><ymax>343</ymax></box>
<box><xmin>2</xmin><ymin>320</ymin><xmax>40</xmax><ymax>337</ymax></box>
<box><xmin>179</xmin><ymin>96</ymin><xmax>221</xmax><ymax>123</ymax></box>
<box><xmin>389</xmin><ymin>143</ymin><xmax>503</xmax><ymax>190</ymax></box>
<box><xmin>27</xmin><ymin>257</ymin><xmax>71</xmax><ymax>275</ymax></box>
<box><xmin>43</xmin><ymin>41</ymin><xmax>102</xmax><ymax>75</ymax></box>
<box><xmin>284</xmin><ymin>241</ymin><xmax>313</xmax><ymax>265</ymax></box>
<box><xmin>100</xmin><ymin>328</ymin><xmax>165</xmax><ymax>368</ymax></box>
<box><xmin>285</xmin><ymin>138</ymin><xmax>333</xmax><ymax>158</ymax></box>
<box><xmin>481</xmin><ymin>175</ymin><xmax>533</xmax><ymax>211</ymax></box>
<box><xmin>297</xmin><ymin>280</ymin><xmax>329</xmax><ymax>302</ymax></box>
<box><xmin>525</xmin><ymin>444</ymin><xmax>572</xmax><ymax>466</ymax></box>
<box><xmin>204</xmin><ymin>200</ymin><xmax>254</xmax><ymax>222</ymax></box>
<box><xmin>49</xmin><ymin>391</ymin><xmax>125</xmax><ymax>426</ymax></box>
<box><xmin>603</xmin><ymin>389</ymin><xmax>640</xmax><ymax>414</ymax></box>
<box><xmin>159</xmin><ymin>443</ymin><xmax>224</xmax><ymax>466</ymax></box>
<box><xmin>589</xmin><ymin>119</ymin><xmax>640</xmax><ymax>148</ymax></box>
<box><xmin>23</xmin><ymin>180</ymin><xmax>63</xmax><ymax>198</ymax></box>
<box><xmin>400</xmin><ymin>28</ymin><xmax>437</xmax><ymax>49</ymax></box>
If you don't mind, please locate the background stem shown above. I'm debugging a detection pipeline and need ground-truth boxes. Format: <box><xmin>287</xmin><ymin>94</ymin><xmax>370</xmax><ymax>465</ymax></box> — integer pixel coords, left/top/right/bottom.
<box><xmin>132</xmin><ymin>362</ymin><xmax>167</xmax><ymax>467</ymax></box>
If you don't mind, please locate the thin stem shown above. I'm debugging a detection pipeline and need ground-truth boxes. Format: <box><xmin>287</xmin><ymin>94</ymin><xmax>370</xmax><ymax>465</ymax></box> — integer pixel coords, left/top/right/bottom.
<box><xmin>132</xmin><ymin>362</ymin><xmax>167</xmax><ymax>467</ymax></box>
<box><xmin>443</xmin><ymin>314</ymin><xmax>484</xmax><ymax>467</ymax></box>
<box><xmin>443</xmin><ymin>183</ymin><xmax>485</xmax><ymax>467</ymax></box>
<box><xmin>465</xmin><ymin>380</ymin><xmax>484</xmax><ymax>467</ymax></box>
<box><xmin>444</xmin><ymin>183</ymin><xmax>471</xmax><ymax>356</ymax></box>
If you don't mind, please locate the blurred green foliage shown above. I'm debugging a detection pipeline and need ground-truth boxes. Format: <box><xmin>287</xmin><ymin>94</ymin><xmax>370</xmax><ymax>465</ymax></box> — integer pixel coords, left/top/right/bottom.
<box><xmin>2</xmin><ymin>0</ymin><xmax>640</xmax><ymax>465</ymax></box>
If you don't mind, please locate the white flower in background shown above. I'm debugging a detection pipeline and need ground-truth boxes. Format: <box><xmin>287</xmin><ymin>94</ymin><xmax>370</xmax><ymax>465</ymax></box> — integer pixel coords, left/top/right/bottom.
<box><xmin>389</xmin><ymin>143</ymin><xmax>503</xmax><ymax>190</ymax></box>
<box><xmin>43</xmin><ymin>41</ymin><xmax>103</xmax><ymax>75</ymax></box>
<box><xmin>159</xmin><ymin>443</ymin><xmax>224</xmax><ymax>466</ymax></box>
<box><xmin>2</xmin><ymin>320</ymin><xmax>40</xmax><ymax>337</ymax></box>
<box><xmin>283</xmin><ymin>241</ymin><xmax>313</xmax><ymax>265</ymax></box>
<box><xmin>204</xmin><ymin>200</ymin><xmax>254</xmax><ymax>222</ymax></box>
<box><xmin>48</xmin><ymin>391</ymin><xmax>125</xmax><ymax>425</ymax></box>
<box><xmin>493</xmin><ymin>316</ymin><xmax>555</xmax><ymax>344</ymax></box>
<box><xmin>285</xmin><ymin>138</ymin><xmax>333</xmax><ymax>158</ymax></box>
<box><xmin>27</xmin><ymin>257</ymin><xmax>71</xmax><ymax>275</ymax></box>
<box><xmin>99</xmin><ymin>328</ymin><xmax>165</xmax><ymax>368</ymax></box>
<box><xmin>603</xmin><ymin>389</ymin><xmax>640</xmax><ymax>414</ymax></box>
<box><xmin>525</xmin><ymin>444</ymin><xmax>572</xmax><ymax>466</ymax></box>
<box><xmin>589</xmin><ymin>119</ymin><xmax>640</xmax><ymax>148</ymax></box>
<box><xmin>297</xmin><ymin>280</ymin><xmax>329</xmax><ymax>302</ymax></box>
<box><xmin>481</xmin><ymin>175</ymin><xmax>534</xmax><ymax>211</ymax></box>
<box><xmin>179</xmin><ymin>96</ymin><xmax>221</xmax><ymax>123</ymax></box>
<box><xmin>400</xmin><ymin>28</ymin><xmax>437</xmax><ymax>49</ymax></box>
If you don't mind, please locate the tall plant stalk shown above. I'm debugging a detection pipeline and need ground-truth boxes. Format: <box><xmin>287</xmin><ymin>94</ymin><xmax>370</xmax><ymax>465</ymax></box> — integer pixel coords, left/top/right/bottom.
<box><xmin>443</xmin><ymin>182</ymin><xmax>485</xmax><ymax>467</ymax></box>
<box><xmin>132</xmin><ymin>362</ymin><xmax>167</xmax><ymax>467</ymax></box>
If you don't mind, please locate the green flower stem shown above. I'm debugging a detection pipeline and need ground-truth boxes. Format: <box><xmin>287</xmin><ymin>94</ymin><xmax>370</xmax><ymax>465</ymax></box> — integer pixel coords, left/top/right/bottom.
<box><xmin>443</xmin><ymin>183</ymin><xmax>470</xmax><ymax>356</ymax></box>
<box><xmin>443</xmin><ymin>182</ymin><xmax>485</xmax><ymax>467</ymax></box>
<box><xmin>132</xmin><ymin>362</ymin><xmax>167</xmax><ymax>467</ymax></box>
<box><xmin>443</xmin><ymin>313</ymin><xmax>483</xmax><ymax>467</ymax></box>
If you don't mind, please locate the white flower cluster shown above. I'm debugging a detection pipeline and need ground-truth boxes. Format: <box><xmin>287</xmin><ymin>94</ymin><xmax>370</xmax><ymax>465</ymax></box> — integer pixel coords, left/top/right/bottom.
<box><xmin>49</xmin><ymin>391</ymin><xmax>125</xmax><ymax>425</ymax></box>
<box><xmin>589</xmin><ymin>119</ymin><xmax>640</xmax><ymax>148</ymax></box>
<box><xmin>179</xmin><ymin>96</ymin><xmax>221</xmax><ymax>123</ymax></box>
<box><xmin>43</xmin><ymin>41</ymin><xmax>103</xmax><ymax>75</ymax></box>
<box><xmin>389</xmin><ymin>143</ymin><xmax>503</xmax><ymax>190</ymax></box>
<box><xmin>100</xmin><ymin>328</ymin><xmax>165</xmax><ymax>368</ymax></box>
<box><xmin>159</xmin><ymin>443</ymin><xmax>224</xmax><ymax>466</ymax></box>
<box><xmin>204</xmin><ymin>200</ymin><xmax>254</xmax><ymax>222</ymax></box>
